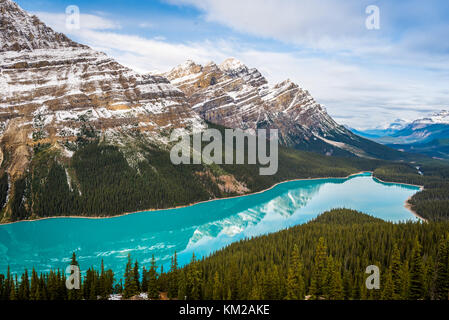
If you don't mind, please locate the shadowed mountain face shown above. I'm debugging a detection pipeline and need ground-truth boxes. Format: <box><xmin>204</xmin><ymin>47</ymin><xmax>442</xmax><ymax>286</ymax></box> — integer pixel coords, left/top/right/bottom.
<box><xmin>163</xmin><ymin>59</ymin><xmax>407</xmax><ymax>160</ymax></box>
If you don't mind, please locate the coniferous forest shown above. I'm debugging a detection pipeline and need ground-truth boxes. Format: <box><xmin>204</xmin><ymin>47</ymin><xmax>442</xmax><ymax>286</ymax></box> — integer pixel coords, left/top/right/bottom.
<box><xmin>2</xmin><ymin>209</ymin><xmax>449</xmax><ymax>301</ymax></box>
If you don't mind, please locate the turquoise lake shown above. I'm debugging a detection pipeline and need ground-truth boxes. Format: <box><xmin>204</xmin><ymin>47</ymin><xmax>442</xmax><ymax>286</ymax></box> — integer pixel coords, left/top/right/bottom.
<box><xmin>0</xmin><ymin>172</ymin><xmax>420</xmax><ymax>277</ymax></box>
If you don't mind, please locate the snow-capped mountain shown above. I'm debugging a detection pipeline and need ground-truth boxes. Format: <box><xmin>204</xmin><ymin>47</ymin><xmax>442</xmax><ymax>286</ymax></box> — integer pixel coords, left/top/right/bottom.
<box><xmin>349</xmin><ymin>119</ymin><xmax>409</xmax><ymax>139</ymax></box>
<box><xmin>375</xmin><ymin>110</ymin><xmax>449</xmax><ymax>144</ymax></box>
<box><xmin>359</xmin><ymin>110</ymin><xmax>449</xmax><ymax>159</ymax></box>
<box><xmin>410</xmin><ymin>110</ymin><xmax>449</xmax><ymax>126</ymax></box>
<box><xmin>0</xmin><ymin>0</ymin><xmax>204</xmax><ymax>179</ymax></box>
<box><xmin>163</xmin><ymin>58</ymin><xmax>403</xmax><ymax>159</ymax></box>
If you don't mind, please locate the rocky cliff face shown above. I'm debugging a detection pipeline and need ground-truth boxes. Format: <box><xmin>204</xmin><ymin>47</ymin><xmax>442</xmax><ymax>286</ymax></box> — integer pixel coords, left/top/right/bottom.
<box><xmin>0</xmin><ymin>0</ymin><xmax>204</xmax><ymax>180</ymax></box>
<box><xmin>163</xmin><ymin>58</ymin><xmax>373</xmax><ymax>157</ymax></box>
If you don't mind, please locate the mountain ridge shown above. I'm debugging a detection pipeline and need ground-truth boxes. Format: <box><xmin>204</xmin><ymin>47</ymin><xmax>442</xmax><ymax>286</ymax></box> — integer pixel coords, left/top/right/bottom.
<box><xmin>352</xmin><ymin>110</ymin><xmax>449</xmax><ymax>159</ymax></box>
<box><xmin>162</xmin><ymin>58</ymin><xmax>409</xmax><ymax>160</ymax></box>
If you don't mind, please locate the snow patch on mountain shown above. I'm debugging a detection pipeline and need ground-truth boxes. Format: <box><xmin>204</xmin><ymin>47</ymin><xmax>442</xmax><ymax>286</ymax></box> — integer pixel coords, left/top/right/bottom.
<box><xmin>412</xmin><ymin>110</ymin><xmax>449</xmax><ymax>125</ymax></box>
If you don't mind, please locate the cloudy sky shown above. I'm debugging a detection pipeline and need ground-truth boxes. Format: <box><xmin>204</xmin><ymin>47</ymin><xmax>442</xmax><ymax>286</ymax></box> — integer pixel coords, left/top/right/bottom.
<box><xmin>15</xmin><ymin>0</ymin><xmax>449</xmax><ymax>129</ymax></box>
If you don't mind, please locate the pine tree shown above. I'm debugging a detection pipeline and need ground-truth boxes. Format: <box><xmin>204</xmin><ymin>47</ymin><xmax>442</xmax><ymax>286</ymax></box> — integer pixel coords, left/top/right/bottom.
<box><xmin>88</xmin><ymin>271</ymin><xmax>97</xmax><ymax>300</ymax></box>
<box><xmin>343</xmin><ymin>270</ymin><xmax>352</xmax><ymax>299</ymax></box>
<box><xmin>141</xmin><ymin>267</ymin><xmax>148</xmax><ymax>293</ymax></box>
<box><xmin>390</xmin><ymin>243</ymin><xmax>402</xmax><ymax>299</ymax></box>
<box><xmin>434</xmin><ymin>236</ymin><xmax>449</xmax><ymax>300</ymax></box>
<box><xmin>226</xmin><ymin>287</ymin><xmax>232</xmax><ymax>300</ymax></box>
<box><xmin>70</xmin><ymin>252</ymin><xmax>79</xmax><ymax>267</ymax></box>
<box><xmin>133</xmin><ymin>260</ymin><xmax>140</xmax><ymax>293</ymax></box>
<box><xmin>18</xmin><ymin>269</ymin><xmax>30</xmax><ymax>300</ymax></box>
<box><xmin>360</xmin><ymin>277</ymin><xmax>368</xmax><ymax>300</ymax></box>
<box><xmin>47</xmin><ymin>271</ymin><xmax>58</xmax><ymax>300</ymax></box>
<box><xmin>39</xmin><ymin>274</ymin><xmax>47</xmax><ymax>300</ymax></box>
<box><xmin>177</xmin><ymin>270</ymin><xmax>187</xmax><ymax>300</ymax></box>
<box><xmin>227</xmin><ymin>262</ymin><xmax>239</xmax><ymax>299</ymax></box>
<box><xmin>58</xmin><ymin>270</ymin><xmax>68</xmax><ymax>300</ymax></box>
<box><xmin>98</xmin><ymin>259</ymin><xmax>108</xmax><ymax>300</ymax></box>
<box><xmin>409</xmin><ymin>237</ymin><xmax>424</xmax><ymax>299</ymax></box>
<box><xmin>400</xmin><ymin>261</ymin><xmax>410</xmax><ymax>299</ymax></box>
<box><xmin>147</xmin><ymin>255</ymin><xmax>159</xmax><ymax>299</ymax></box>
<box><xmin>310</xmin><ymin>237</ymin><xmax>328</xmax><ymax>299</ymax></box>
<box><xmin>249</xmin><ymin>279</ymin><xmax>262</xmax><ymax>300</ymax></box>
<box><xmin>5</xmin><ymin>266</ymin><xmax>12</xmax><ymax>301</ymax></box>
<box><xmin>264</xmin><ymin>265</ymin><xmax>281</xmax><ymax>299</ymax></box>
<box><xmin>212</xmin><ymin>272</ymin><xmax>221</xmax><ymax>300</ymax></box>
<box><xmin>285</xmin><ymin>244</ymin><xmax>305</xmax><ymax>300</ymax></box>
<box><xmin>30</xmin><ymin>268</ymin><xmax>39</xmax><ymax>300</ymax></box>
<box><xmin>9</xmin><ymin>276</ymin><xmax>17</xmax><ymax>301</ymax></box>
<box><xmin>105</xmin><ymin>269</ymin><xmax>114</xmax><ymax>298</ymax></box>
<box><xmin>187</xmin><ymin>253</ymin><xmax>201</xmax><ymax>300</ymax></box>
<box><xmin>328</xmin><ymin>260</ymin><xmax>344</xmax><ymax>300</ymax></box>
<box><xmin>168</xmin><ymin>252</ymin><xmax>179</xmax><ymax>299</ymax></box>
<box><xmin>423</xmin><ymin>258</ymin><xmax>433</xmax><ymax>300</ymax></box>
<box><xmin>239</xmin><ymin>268</ymin><xmax>251</xmax><ymax>299</ymax></box>
<box><xmin>123</xmin><ymin>253</ymin><xmax>138</xmax><ymax>299</ymax></box>
<box><xmin>381</xmin><ymin>268</ymin><xmax>394</xmax><ymax>300</ymax></box>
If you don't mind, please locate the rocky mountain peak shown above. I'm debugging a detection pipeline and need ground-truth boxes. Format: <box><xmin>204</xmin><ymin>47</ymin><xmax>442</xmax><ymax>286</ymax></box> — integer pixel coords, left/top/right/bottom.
<box><xmin>0</xmin><ymin>0</ymin><xmax>205</xmax><ymax>181</ymax></box>
<box><xmin>219</xmin><ymin>57</ymin><xmax>246</xmax><ymax>72</ymax></box>
<box><xmin>162</xmin><ymin>58</ymin><xmax>363</xmax><ymax>155</ymax></box>
<box><xmin>0</xmin><ymin>0</ymin><xmax>84</xmax><ymax>52</ymax></box>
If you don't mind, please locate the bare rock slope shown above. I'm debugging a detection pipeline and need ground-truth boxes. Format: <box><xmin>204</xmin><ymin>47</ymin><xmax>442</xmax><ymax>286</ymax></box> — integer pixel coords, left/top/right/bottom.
<box><xmin>163</xmin><ymin>58</ymin><xmax>396</xmax><ymax>158</ymax></box>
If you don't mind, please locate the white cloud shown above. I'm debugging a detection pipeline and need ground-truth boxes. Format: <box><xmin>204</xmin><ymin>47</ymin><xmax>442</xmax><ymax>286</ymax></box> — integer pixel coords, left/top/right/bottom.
<box><xmin>33</xmin><ymin>11</ymin><xmax>121</xmax><ymax>31</ymax></box>
<box><xmin>164</xmin><ymin>0</ymin><xmax>449</xmax><ymax>74</ymax></box>
<box><xmin>166</xmin><ymin>0</ymin><xmax>365</xmax><ymax>49</ymax></box>
<box><xmin>32</xmin><ymin>8</ymin><xmax>449</xmax><ymax>129</ymax></box>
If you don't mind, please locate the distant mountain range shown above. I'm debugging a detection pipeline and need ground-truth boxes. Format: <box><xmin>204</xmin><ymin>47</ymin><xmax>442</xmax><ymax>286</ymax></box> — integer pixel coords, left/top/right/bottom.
<box><xmin>351</xmin><ymin>111</ymin><xmax>449</xmax><ymax>159</ymax></box>
<box><xmin>348</xmin><ymin>119</ymin><xmax>409</xmax><ymax>139</ymax></box>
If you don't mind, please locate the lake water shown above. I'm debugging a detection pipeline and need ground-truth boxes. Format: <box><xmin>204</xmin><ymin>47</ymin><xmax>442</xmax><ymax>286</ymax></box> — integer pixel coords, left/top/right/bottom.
<box><xmin>0</xmin><ymin>172</ymin><xmax>420</xmax><ymax>277</ymax></box>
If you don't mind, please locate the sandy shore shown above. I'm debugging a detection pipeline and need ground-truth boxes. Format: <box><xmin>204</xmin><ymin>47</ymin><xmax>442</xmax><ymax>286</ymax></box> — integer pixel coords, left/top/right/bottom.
<box><xmin>0</xmin><ymin>170</ymin><xmax>425</xmax><ymax>225</ymax></box>
<box><xmin>404</xmin><ymin>196</ymin><xmax>427</xmax><ymax>223</ymax></box>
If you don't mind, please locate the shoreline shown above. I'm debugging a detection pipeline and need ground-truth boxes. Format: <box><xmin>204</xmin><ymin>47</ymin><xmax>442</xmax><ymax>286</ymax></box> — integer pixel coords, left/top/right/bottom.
<box><xmin>0</xmin><ymin>170</ymin><xmax>425</xmax><ymax>226</ymax></box>
<box><xmin>404</xmin><ymin>195</ymin><xmax>427</xmax><ymax>223</ymax></box>
<box><xmin>372</xmin><ymin>176</ymin><xmax>426</xmax><ymax>222</ymax></box>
